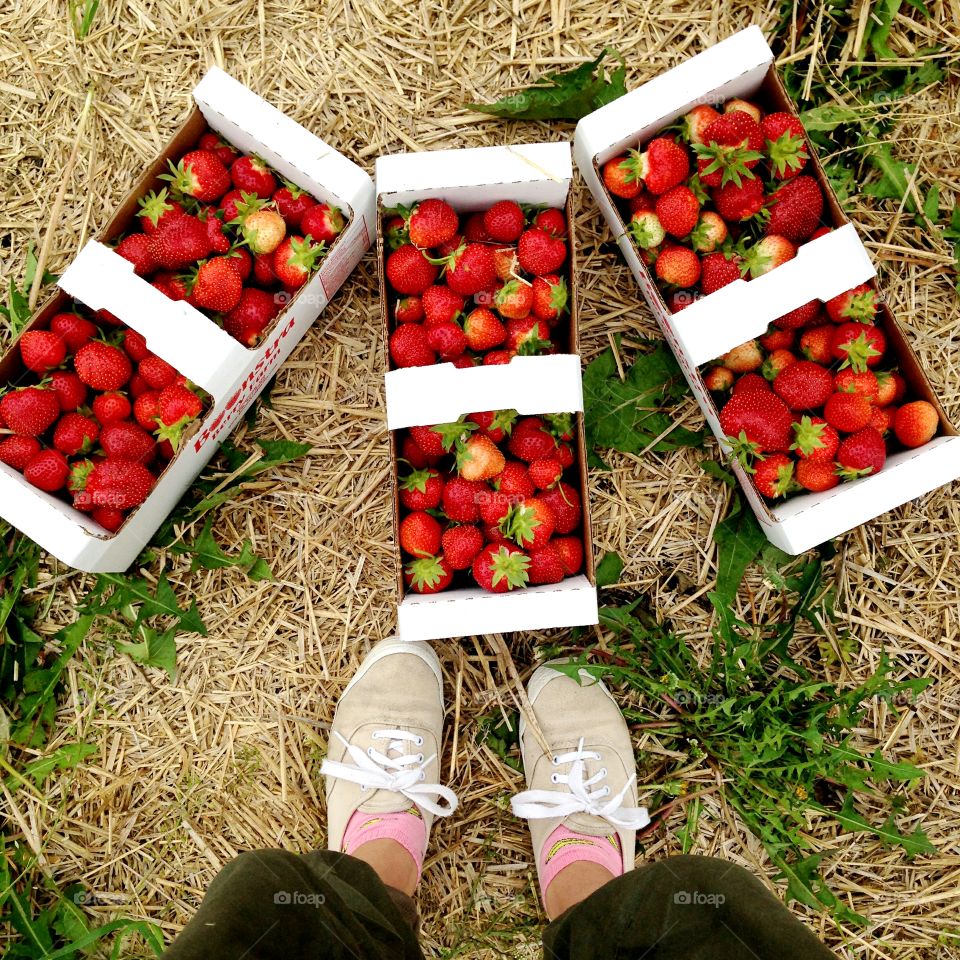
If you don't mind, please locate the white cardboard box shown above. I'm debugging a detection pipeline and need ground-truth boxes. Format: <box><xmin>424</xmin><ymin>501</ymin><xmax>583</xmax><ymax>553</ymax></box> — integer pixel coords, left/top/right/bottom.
<box><xmin>574</xmin><ymin>27</ymin><xmax>960</xmax><ymax>554</ymax></box>
<box><xmin>374</xmin><ymin>142</ymin><xmax>598</xmax><ymax>639</ymax></box>
<box><xmin>0</xmin><ymin>67</ymin><xmax>375</xmax><ymax>572</ymax></box>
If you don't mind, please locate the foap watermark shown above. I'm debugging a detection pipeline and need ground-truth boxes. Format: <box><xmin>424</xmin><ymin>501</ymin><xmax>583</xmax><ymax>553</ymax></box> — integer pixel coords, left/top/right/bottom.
<box><xmin>273</xmin><ymin>890</ymin><xmax>326</xmax><ymax>906</ymax></box>
<box><xmin>72</xmin><ymin>889</ymin><xmax>130</xmax><ymax>907</ymax></box>
<box><xmin>673</xmin><ymin>889</ymin><xmax>725</xmax><ymax>907</ymax></box>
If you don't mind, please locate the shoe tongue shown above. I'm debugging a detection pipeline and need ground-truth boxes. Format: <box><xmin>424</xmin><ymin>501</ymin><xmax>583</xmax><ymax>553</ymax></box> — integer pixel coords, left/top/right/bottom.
<box><xmin>564</xmin><ymin>811</ymin><xmax>616</xmax><ymax>836</ymax></box>
<box><xmin>358</xmin><ymin>791</ymin><xmax>416</xmax><ymax>814</ymax></box>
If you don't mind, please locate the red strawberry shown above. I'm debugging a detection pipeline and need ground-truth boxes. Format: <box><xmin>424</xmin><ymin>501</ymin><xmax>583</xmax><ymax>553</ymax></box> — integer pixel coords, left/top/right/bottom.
<box><xmin>387</xmin><ymin>244</ymin><xmax>439</xmax><ymax>295</ymax></box>
<box><xmin>836</xmin><ymin>427</ymin><xmax>886</xmax><ymax>478</ymax></box>
<box><xmin>483</xmin><ymin>349</ymin><xmax>514</xmax><ymax>365</ymax></box>
<box><xmin>774</xmin><ymin>300</ymin><xmax>821</xmax><ymax>331</ymax></box>
<box><xmin>761</xmin><ymin>112</ymin><xmax>809</xmax><ymax>179</ymax></box>
<box><xmin>230</xmin><ymin>155</ymin><xmax>277</xmax><ymax>198</ymax></box>
<box><xmin>404</xmin><ymin>555</ymin><xmax>454</xmax><ymax>594</ymax></box>
<box><xmin>517</xmin><ymin>229</ymin><xmax>566</xmax><ymax>276</ymax></box>
<box><xmin>272</xmin><ymin>182</ymin><xmax>317</xmax><ymax>229</ymax></box>
<box><xmin>732</xmin><ymin>372</ymin><xmax>771</xmax><ymax>395</ymax></box>
<box><xmin>689</xmin><ymin>211</ymin><xmax>728</xmax><ymax>253</ymax></box>
<box><xmin>186</xmin><ymin>257</ymin><xmax>243</xmax><ymax>313</ymax></box>
<box><xmin>457</xmin><ymin>434</ymin><xmax>505</xmax><ymax>481</ymax></box>
<box><xmin>506</xmin><ymin>317</ymin><xmax>551</xmax><ymax>355</ymax></box>
<box><xmin>534</xmin><ymin>209</ymin><xmax>567</xmax><ymax>238</ymax></box>
<box><xmin>133</xmin><ymin>391</ymin><xmax>161</xmax><ymax>431</ymax></box>
<box><xmin>23</xmin><ymin>449</ymin><xmax>69</xmax><ymax>492</ymax></box>
<box><xmin>795</xmin><ymin>458</ymin><xmax>839</xmax><ymax>492</ymax></box>
<box><xmin>116</xmin><ymin>233</ymin><xmax>156</xmax><ymax>276</ymax></box>
<box><xmin>152</xmin><ymin>271</ymin><xmax>190</xmax><ymax>300</ymax></box>
<box><xmin>426</xmin><ymin>322</ymin><xmax>467</xmax><ymax>361</ymax></box>
<box><xmin>128</xmin><ymin>373</ymin><xmax>150</xmax><ymax>399</ymax></box>
<box><xmin>772</xmin><ymin>360</ymin><xmax>833</xmax><ymax>410</ymax></box>
<box><xmin>138</xmin><ymin>355</ymin><xmax>177</xmax><ymax>390</ymax></box>
<box><xmin>655</xmin><ymin>247</ymin><xmax>700</xmax><ymax>287</ymax></box>
<box><xmin>408</xmin><ymin>424</ymin><xmax>454</xmax><ymax>458</ymax></box>
<box><xmin>761</xmin><ymin>348</ymin><xmax>796</xmax><ymax>381</ymax></box>
<box><xmin>759</xmin><ymin>328</ymin><xmax>795</xmax><ymax>352</ymax></box>
<box><xmin>422</xmin><ymin>285</ymin><xmax>466</xmax><ymax>327</ymax></box>
<box><xmin>73</xmin><ymin>341</ymin><xmax>132</xmax><ymax>391</ymax></box>
<box><xmin>224</xmin><ymin>248</ymin><xmax>252</xmax><ymax>283</ymax></box>
<box><xmin>497</xmin><ymin>460</ymin><xmax>535</xmax><ymax>500</ymax></box>
<box><xmin>741</xmin><ymin>235</ymin><xmax>796</xmax><ymax>278</ymax></box>
<box><xmin>223</xmin><ymin>288</ymin><xmax>281</xmax><ymax>346</ymax></box>
<box><xmin>0</xmin><ymin>435</ymin><xmax>41</xmax><ymax>470</ymax></box>
<box><xmin>442</xmin><ymin>525</ymin><xmax>484</xmax><ymax>570</ymax></box>
<box><xmin>20</xmin><ymin>330</ymin><xmax>66</xmax><ymax>373</ymax></box>
<box><xmin>395</xmin><ymin>296</ymin><xmax>424</xmax><ymax>324</ymax></box>
<box><xmin>711</xmin><ymin>177</ymin><xmax>764</xmax><ymax>221</ymax></box>
<box><xmin>479</xmin><ymin>488</ymin><xmax>513</xmax><ymax>528</ymax></box>
<box><xmin>92</xmin><ymin>391</ymin><xmax>129</xmax><ymax>425</ymax></box>
<box><xmin>399</xmin><ymin>510</ymin><xmax>442</xmax><ymax>557</ymax></box>
<box><xmin>492</xmin><ymin>245</ymin><xmax>519</xmax><ymax>281</ymax></box>
<box><xmin>198</xmin><ymin>133</ymin><xmax>238</xmax><ymax>167</ymax></box>
<box><xmin>834</xmin><ymin>368</ymin><xmax>879</xmax><ymax>404</ymax></box>
<box><xmin>638</xmin><ymin>137</ymin><xmax>690</xmax><ymax>194</ymax></box>
<box><xmin>122</xmin><ymin>329</ymin><xmax>150</xmax><ymax>363</ymax></box>
<box><xmin>696</xmin><ymin>112</ymin><xmax>764</xmax><ymax>186</ymax></box>
<box><xmin>463</xmin><ymin>307</ymin><xmax>506</xmax><ymax>352</ymax></box>
<box><xmin>531</xmin><ymin>275</ymin><xmax>568</xmax><ymax>323</ymax></box>
<box><xmin>408</xmin><ymin>199</ymin><xmax>459</xmax><ymax>248</ymax></box>
<box><xmin>87</xmin><ymin>459</ymin><xmax>156</xmax><ymax>509</ymax></box>
<box><xmin>765</xmin><ymin>176</ymin><xmax>823</xmax><ymax>242</ymax></box>
<box><xmin>683</xmin><ymin>104</ymin><xmax>721</xmax><ymax>145</ymax></box>
<box><xmin>468</xmin><ymin>410</ymin><xmax>516</xmax><ymax>444</ymax></box>
<box><xmin>219</xmin><ymin>189</ymin><xmax>247</xmax><ymax>222</ymax></box>
<box><xmin>273</xmin><ymin>236</ymin><xmax>324</xmax><ymax>289</ymax></box>
<box><xmin>506</xmin><ymin>497</ymin><xmax>556</xmax><ymax>550</ymax></box>
<box><xmin>870</xmin><ymin>405</ymin><xmax>894</xmax><ymax>437</ymax></box>
<box><xmin>399</xmin><ymin>468</ymin><xmax>444</xmax><ymax>511</ymax></box>
<box><xmin>791</xmin><ymin>415</ymin><xmax>839</xmax><ymax>463</ymax></box>
<box><xmin>554</xmin><ymin>535</ymin><xmax>583</xmax><ymax>575</ymax></box>
<box><xmin>603</xmin><ymin>154</ymin><xmax>643</xmax><ymax>199</ymax></box>
<box><xmin>528</xmin><ymin>541</ymin><xmax>566</xmax><ymax>584</ymax></box>
<box><xmin>799</xmin><ymin>326</ymin><xmax>834</xmax><ymax>365</ymax></box>
<box><xmin>157</xmin><ymin>383</ymin><xmax>203</xmax><ymax>449</ymax></box>
<box><xmin>704</xmin><ymin>366</ymin><xmax>735</xmax><ymax>392</ymax></box>
<box><xmin>164</xmin><ymin>150</ymin><xmax>230</xmax><ymax>202</ymax></box>
<box><xmin>442</xmin><ymin>476</ymin><xmax>486</xmax><ymax>522</ymax></box>
<box><xmin>824</xmin><ymin>392</ymin><xmax>872</xmax><ymax>433</ymax></box>
<box><xmin>438</xmin><ymin>243</ymin><xmax>496</xmax><ymax>296</ymax></box>
<box><xmin>495</xmin><ymin>279</ymin><xmax>534</xmax><ymax>320</ymax></box>
<box><xmin>831</xmin><ymin>323</ymin><xmax>886</xmax><ymax>370</ymax></box>
<box><xmin>101</xmin><ymin>421</ymin><xmax>155</xmax><ymax>463</ymax></box>
<box><xmin>894</xmin><ymin>400</ymin><xmax>938</xmax><ymax>448</ymax></box>
<box><xmin>137</xmin><ymin>188</ymin><xmax>185</xmax><ymax>234</ymax></box>
<box><xmin>508</xmin><ymin>418</ymin><xmax>557</xmax><ymax>462</ymax></box>
<box><xmin>825</xmin><ymin>284</ymin><xmax>879</xmax><ymax>323</ymax></box>
<box><xmin>390</xmin><ymin>324</ymin><xmax>436</xmax><ymax>368</ymax></box>
<box><xmin>874</xmin><ymin>370</ymin><xmax>906</xmax><ymax>407</ymax></box>
<box><xmin>148</xmin><ymin>215</ymin><xmax>211</xmax><ymax>269</ymax></box>
<box><xmin>472</xmin><ymin>542</ymin><xmax>530</xmax><ymax>592</ymax></box>
<box><xmin>401</xmin><ymin>434</ymin><xmax>440</xmax><ymax>469</ymax></box>
<box><xmin>655</xmin><ymin>186</ymin><xmax>700</xmax><ymax>239</ymax></box>
<box><xmin>483</xmin><ymin>200</ymin><xmax>525</xmax><ymax>243</ymax></box>
<box><xmin>528</xmin><ymin>457</ymin><xmax>562</xmax><ymax>489</ymax></box>
<box><xmin>718</xmin><ymin>390</ymin><xmax>794</xmax><ymax>457</ymax></box>
<box><xmin>753</xmin><ymin>453</ymin><xmax>794</xmax><ymax>499</ymax></box>
<box><xmin>49</xmin><ymin>313</ymin><xmax>96</xmax><ymax>351</ymax></box>
<box><xmin>700</xmin><ymin>252</ymin><xmax>742</xmax><ymax>294</ymax></box>
<box><xmin>539</xmin><ymin>482</ymin><xmax>581</xmax><ymax>534</ymax></box>
<box><xmin>53</xmin><ymin>412</ymin><xmax>99</xmax><ymax>455</ymax></box>
<box><xmin>92</xmin><ymin>507</ymin><xmax>126</xmax><ymax>532</ymax></box>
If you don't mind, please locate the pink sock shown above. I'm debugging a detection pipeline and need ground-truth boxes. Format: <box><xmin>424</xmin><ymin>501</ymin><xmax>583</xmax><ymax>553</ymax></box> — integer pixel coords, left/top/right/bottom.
<box><xmin>342</xmin><ymin>806</ymin><xmax>427</xmax><ymax>878</ymax></box>
<box><xmin>539</xmin><ymin>824</ymin><xmax>623</xmax><ymax>905</ymax></box>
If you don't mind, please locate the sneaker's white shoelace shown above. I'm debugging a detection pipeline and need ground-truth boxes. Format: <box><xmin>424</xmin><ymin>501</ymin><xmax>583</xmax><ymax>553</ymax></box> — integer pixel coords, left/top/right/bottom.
<box><xmin>321</xmin><ymin>728</ymin><xmax>458</xmax><ymax>819</ymax></box>
<box><xmin>511</xmin><ymin>737</ymin><xmax>650</xmax><ymax>829</ymax></box>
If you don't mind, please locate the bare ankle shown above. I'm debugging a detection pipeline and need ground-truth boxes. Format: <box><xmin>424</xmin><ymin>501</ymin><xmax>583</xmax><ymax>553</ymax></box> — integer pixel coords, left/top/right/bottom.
<box><xmin>544</xmin><ymin>860</ymin><xmax>615</xmax><ymax>919</ymax></box>
<box><xmin>351</xmin><ymin>838</ymin><xmax>419</xmax><ymax>896</ymax></box>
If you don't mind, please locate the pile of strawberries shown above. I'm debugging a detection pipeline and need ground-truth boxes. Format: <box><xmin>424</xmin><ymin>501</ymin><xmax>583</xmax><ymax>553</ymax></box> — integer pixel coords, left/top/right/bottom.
<box><xmin>704</xmin><ymin>288</ymin><xmax>939</xmax><ymax>498</ymax></box>
<box><xmin>383</xmin><ymin>199</ymin><xmax>570</xmax><ymax>367</ymax></box>
<box><xmin>396</xmin><ymin>411</ymin><xmax>585</xmax><ymax>593</ymax></box>
<box><xmin>0</xmin><ymin>303</ymin><xmax>207</xmax><ymax>531</ymax></box>
<box><xmin>113</xmin><ymin>129</ymin><xmax>345</xmax><ymax>346</ymax></box>
<box><xmin>602</xmin><ymin>95</ymin><xmax>829</xmax><ymax>309</ymax></box>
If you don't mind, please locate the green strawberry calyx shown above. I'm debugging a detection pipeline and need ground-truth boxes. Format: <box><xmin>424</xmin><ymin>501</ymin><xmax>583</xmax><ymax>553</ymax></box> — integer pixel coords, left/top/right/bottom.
<box><xmin>838</xmin><ymin>333</ymin><xmax>882</xmax><ymax>373</ymax></box>
<box><xmin>405</xmin><ymin>554</ymin><xmax>447</xmax><ymax>591</ymax></box>
<box><xmin>138</xmin><ymin>188</ymin><xmax>176</xmax><ymax>228</ymax></box>
<box><xmin>400</xmin><ymin>469</ymin><xmax>434</xmax><ymax>494</ymax></box>
<box><xmin>484</xmin><ymin>546</ymin><xmax>530</xmax><ymax>590</ymax></box>
<box><xmin>724</xmin><ymin>430</ymin><xmax>764</xmax><ymax>472</ymax></box>
<box><xmin>790</xmin><ymin>416</ymin><xmax>827</xmax><ymax>458</ymax></box>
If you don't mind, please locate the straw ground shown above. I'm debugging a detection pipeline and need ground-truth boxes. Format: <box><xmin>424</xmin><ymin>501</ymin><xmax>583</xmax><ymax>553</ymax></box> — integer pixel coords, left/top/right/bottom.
<box><xmin>1</xmin><ymin>1</ymin><xmax>958</xmax><ymax>957</ymax></box>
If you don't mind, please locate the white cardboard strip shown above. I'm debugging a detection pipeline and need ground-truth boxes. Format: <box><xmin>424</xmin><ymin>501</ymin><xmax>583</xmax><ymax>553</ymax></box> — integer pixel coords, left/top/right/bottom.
<box><xmin>397</xmin><ymin>575</ymin><xmax>599</xmax><ymax>642</ymax></box>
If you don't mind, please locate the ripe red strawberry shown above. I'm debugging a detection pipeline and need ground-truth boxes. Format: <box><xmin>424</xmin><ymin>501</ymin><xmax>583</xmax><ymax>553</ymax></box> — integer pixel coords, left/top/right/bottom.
<box><xmin>683</xmin><ymin>104</ymin><xmax>721</xmax><ymax>145</ymax></box>
<box><xmin>506</xmin><ymin>317</ymin><xmax>552</xmax><ymax>355</ymax></box>
<box><xmin>222</xmin><ymin>246</ymin><xmax>253</xmax><ymax>279</ymax></box>
<box><xmin>390</xmin><ymin>324</ymin><xmax>436</xmax><ymax>367</ymax></box>
<box><xmin>704</xmin><ymin>366</ymin><xmax>735</xmax><ymax>392</ymax></box>
<box><xmin>116</xmin><ymin>233</ymin><xmax>156</xmax><ymax>276</ymax></box>
<box><xmin>528</xmin><ymin>542</ymin><xmax>565</xmax><ymax>584</ymax></box>
<box><xmin>404</xmin><ymin>555</ymin><xmax>453</xmax><ymax>594</ymax></box>
<box><xmin>219</xmin><ymin>189</ymin><xmax>247</xmax><ymax>222</ymax></box>
<box><xmin>401</xmin><ymin>434</ymin><xmax>440</xmax><ymax>469</ymax></box>
<box><xmin>20</xmin><ymin>330</ymin><xmax>66</xmax><ymax>373</ymax></box>
<box><xmin>49</xmin><ymin>312</ymin><xmax>96</xmax><ymax>351</ymax></box>
<box><xmin>407</xmin><ymin>199</ymin><xmax>458</xmax><ymax>248</ymax></box>
<box><xmin>137</xmin><ymin>188</ymin><xmax>185</xmax><ymax>234</ymax></box>
<box><xmin>441</xmin><ymin>525</ymin><xmax>484</xmax><ymax>570</ymax></box>
<box><xmin>157</xmin><ymin>383</ymin><xmax>203</xmax><ymax>449</ymax></box>
<box><xmin>759</xmin><ymin>327</ymin><xmax>795</xmax><ymax>352</ymax></box>
<box><xmin>534</xmin><ymin>208</ymin><xmax>567</xmax><ymax>237</ymax></box>
<box><xmin>711</xmin><ymin>177</ymin><xmax>764</xmax><ymax>221</ymax></box>
<box><xmin>655</xmin><ymin>247</ymin><xmax>700</xmax><ymax>287</ymax></box>
<box><xmin>223</xmin><ymin>288</ymin><xmax>281</xmax><ymax>346</ymax></box>
<box><xmin>230</xmin><ymin>155</ymin><xmax>276</xmax><ymax>198</ymax></box>
<box><xmin>133</xmin><ymin>391</ymin><xmax>161</xmax><ymax>431</ymax></box>
<box><xmin>92</xmin><ymin>507</ymin><xmax>126</xmax><ymax>532</ymax></box>
<box><xmin>700</xmin><ymin>252</ymin><xmax>742</xmax><ymax>294</ymax></box>
<box><xmin>554</xmin><ymin>535</ymin><xmax>583</xmax><ymax>575</ymax></box>
<box><xmin>894</xmin><ymin>400</ymin><xmax>938</xmax><ymax>448</ymax></box>
<box><xmin>101</xmin><ymin>420</ymin><xmax>155</xmax><ymax>463</ymax></box>
<box><xmin>472</xmin><ymin>542</ymin><xmax>530</xmax><ymax>592</ymax></box>
<box><xmin>874</xmin><ymin>370</ymin><xmax>906</xmax><ymax>407</ymax></box>
<box><xmin>753</xmin><ymin>453</ymin><xmax>795</xmax><ymax>499</ymax></box>
<box><xmin>399</xmin><ymin>510</ymin><xmax>442</xmax><ymax>557</ymax></box>
<box><xmin>152</xmin><ymin>271</ymin><xmax>190</xmax><ymax>300</ymax></box>
<box><xmin>128</xmin><ymin>373</ymin><xmax>150</xmax><ymax>399</ymax></box>
<box><xmin>719</xmin><ymin>390</ymin><xmax>794</xmax><ymax>457</ymax></box>
<box><xmin>198</xmin><ymin>133</ymin><xmax>238</xmax><ymax>167</ymax></box>
<box><xmin>870</xmin><ymin>405</ymin><xmax>894</xmax><ymax>435</ymax></box>
<box><xmin>483</xmin><ymin>200</ymin><xmax>525</xmax><ymax>243</ymax></box>
<box><xmin>761</xmin><ymin>112</ymin><xmax>809</xmax><ymax>179</ymax></box>
<box><xmin>772</xmin><ymin>360</ymin><xmax>833</xmax><ymax>410</ymax></box>
<box><xmin>638</xmin><ymin>137</ymin><xmax>690</xmax><ymax>194</ymax></box>
<box><xmin>795</xmin><ymin>458</ymin><xmax>839</xmax><ymax>492</ymax></box>
<box><xmin>774</xmin><ymin>300</ymin><xmax>821</xmax><ymax>331</ymax></box>
<box><xmin>463</xmin><ymin>307</ymin><xmax>506</xmax><ymax>352</ymax></box>
<box><xmin>137</xmin><ymin>356</ymin><xmax>176</xmax><ymax>391</ymax></box>
<box><xmin>531</xmin><ymin>275</ymin><xmax>568</xmax><ymax>323</ymax></box>
<box><xmin>479</xmin><ymin>488</ymin><xmax>512</xmax><ymax>528</ymax></box>
<box><xmin>495</xmin><ymin>279</ymin><xmax>534</xmax><ymax>320</ymax></box>
<box><xmin>628</xmin><ymin>192</ymin><xmax>656</xmax><ymax>214</ymax></box>
<box><xmin>732</xmin><ymin>372</ymin><xmax>771</xmax><ymax>395</ymax></box>
<box><xmin>442</xmin><ymin>475</ymin><xmax>485</xmax><ymax>522</ymax></box>
<box><xmin>442</xmin><ymin>243</ymin><xmax>498</xmax><ymax>296</ymax></box>
<box><xmin>0</xmin><ymin>435</ymin><xmax>41</xmax><ymax>470</ymax></box>
<box><xmin>497</xmin><ymin>460</ymin><xmax>535</xmax><ymax>499</ymax></box>
<box><xmin>250</xmin><ymin>253</ymin><xmax>277</xmax><ymax>287</ymax></box>
<box><xmin>791</xmin><ymin>415</ymin><xmax>840</xmax><ymax>462</ymax></box>
<box><xmin>399</xmin><ymin>468</ymin><xmax>444</xmax><ymax>511</ymax></box>
<box><xmin>120</xmin><ymin>329</ymin><xmax>148</xmax><ymax>364</ymax></box>
<box><xmin>825</xmin><ymin>284</ymin><xmax>879</xmax><ymax>323</ymax></box>
<box><xmin>506</xmin><ymin>497</ymin><xmax>556</xmax><ymax>550</ymax></box>
<box><xmin>272</xmin><ymin>182</ymin><xmax>317</xmax><ymax>229</ymax></box>
<box><xmin>273</xmin><ymin>236</ymin><xmax>324</xmax><ymax>289</ymax></box>
<box><xmin>654</xmin><ymin>185</ymin><xmax>700</xmax><ymax>238</ymax></box>
<box><xmin>23</xmin><ymin>449</ymin><xmax>69</xmax><ymax>492</ymax></box>
<box><xmin>460</xmin><ymin>213</ymin><xmax>488</xmax><ymax>243</ymax></box>
<box><xmin>92</xmin><ymin>390</ymin><xmax>130</xmax><ymax>425</ymax></box>
<box><xmin>517</xmin><ymin>228</ymin><xmax>566</xmax><ymax>276</ymax></box>
<box><xmin>164</xmin><ymin>150</ymin><xmax>230</xmax><ymax>202</ymax></box>
<box><xmin>87</xmin><ymin>459</ymin><xmax>155</xmax><ymax>509</ymax></box>
<box><xmin>53</xmin><ymin>412</ymin><xmax>99</xmax><ymax>456</ymax></box>
<box><xmin>187</xmin><ymin>257</ymin><xmax>243</xmax><ymax>312</ymax></box>
<box><xmin>508</xmin><ymin>418</ymin><xmax>557</xmax><ymax>462</ymax></box>
<box><xmin>468</xmin><ymin>410</ymin><xmax>516</xmax><ymax>444</ymax></box>
<box><xmin>761</xmin><ymin>348</ymin><xmax>797</xmax><ymax>381</ymax></box>
<box><xmin>824</xmin><ymin>392</ymin><xmax>872</xmax><ymax>432</ymax></box>
<box><xmin>395</xmin><ymin>296</ymin><xmax>424</xmax><ymax>324</ymax></box>
<box><xmin>148</xmin><ymin>214</ymin><xmax>211</xmax><ymax>269</ymax></box>
<box><xmin>421</xmin><ymin>285</ymin><xmax>465</xmax><ymax>327</ymax></box>
<box><xmin>765</xmin><ymin>176</ymin><xmax>823</xmax><ymax>242</ymax></box>
<box><xmin>387</xmin><ymin>244</ymin><xmax>439</xmax><ymax>295</ymax></box>
<box><xmin>408</xmin><ymin>424</ymin><xmax>453</xmax><ymax>458</ymax></box>
<box><xmin>836</xmin><ymin>426</ymin><xmax>886</xmax><ymax>478</ymax></box>
<box><xmin>73</xmin><ymin>341</ymin><xmax>132</xmax><ymax>391</ymax></box>
<box><xmin>799</xmin><ymin>325</ymin><xmax>834</xmax><ymax>365</ymax></box>
<box><xmin>689</xmin><ymin>211</ymin><xmax>728</xmax><ymax>253</ymax></box>
<box><xmin>696</xmin><ymin>111</ymin><xmax>764</xmax><ymax>186</ymax></box>
<box><xmin>835</xmin><ymin>368</ymin><xmax>879</xmax><ymax>404</ymax></box>
<box><xmin>528</xmin><ymin>457</ymin><xmax>562</xmax><ymax>489</ymax></box>
<box><xmin>425</xmin><ymin>322</ymin><xmax>466</xmax><ymax>361</ymax></box>
<box><xmin>298</xmin><ymin>203</ymin><xmax>345</xmax><ymax>246</ymax></box>
<box><xmin>457</xmin><ymin>433</ymin><xmax>505</xmax><ymax>481</ymax></box>
<box><xmin>483</xmin><ymin>349</ymin><xmax>514</xmax><ymax>365</ymax></box>
<box><xmin>831</xmin><ymin>323</ymin><xmax>886</xmax><ymax>370</ymax></box>
<box><xmin>603</xmin><ymin>154</ymin><xmax>643</xmax><ymax>199</ymax></box>
<box><xmin>539</xmin><ymin>482</ymin><xmax>581</xmax><ymax>534</ymax></box>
